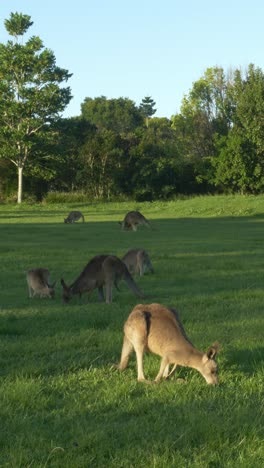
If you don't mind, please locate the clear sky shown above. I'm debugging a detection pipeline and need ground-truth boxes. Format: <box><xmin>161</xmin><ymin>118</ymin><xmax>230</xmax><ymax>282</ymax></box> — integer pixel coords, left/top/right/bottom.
<box><xmin>1</xmin><ymin>1</ymin><xmax>264</xmax><ymax>119</ymax></box>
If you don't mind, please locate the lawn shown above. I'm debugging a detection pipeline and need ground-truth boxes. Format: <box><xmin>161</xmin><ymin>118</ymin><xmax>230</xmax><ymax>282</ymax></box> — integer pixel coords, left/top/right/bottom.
<box><xmin>0</xmin><ymin>195</ymin><xmax>263</xmax><ymax>467</ymax></box>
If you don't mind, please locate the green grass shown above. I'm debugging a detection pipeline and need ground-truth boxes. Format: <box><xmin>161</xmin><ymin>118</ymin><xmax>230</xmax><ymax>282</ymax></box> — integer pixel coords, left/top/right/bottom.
<box><xmin>0</xmin><ymin>195</ymin><xmax>263</xmax><ymax>467</ymax></box>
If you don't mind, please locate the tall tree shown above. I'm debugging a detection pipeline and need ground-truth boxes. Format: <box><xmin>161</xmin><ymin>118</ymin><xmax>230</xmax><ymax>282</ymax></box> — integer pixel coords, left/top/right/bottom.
<box><xmin>0</xmin><ymin>12</ymin><xmax>72</xmax><ymax>202</ymax></box>
<box><xmin>139</xmin><ymin>96</ymin><xmax>157</xmax><ymax>127</ymax></box>
<box><xmin>172</xmin><ymin>67</ymin><xmax>232</xmax><ymax>162</ymax></box>
<box><xmin>81</xmin><ymin>96</ymin><xmax>143</xmax><ymax>134</ymax></box>
<box><xmin>213</xmin><ymin>65</ymin><xmax>264</xmax><ymax>193</ymax></box>
<box><xmin>77</xmin><ymin>129</ymin><xmax>124</xmax><ymax>198</ymax></box>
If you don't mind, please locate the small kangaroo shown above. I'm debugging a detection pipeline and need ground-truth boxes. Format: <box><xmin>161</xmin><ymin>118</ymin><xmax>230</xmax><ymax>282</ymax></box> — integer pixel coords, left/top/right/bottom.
<box><xmin>119</xmin><ymin>211</ymin><xmax>151</xmax><ymax>231</ymax></box>
<box><xmin>26</xmin><ymin>268</ymin><xmax>56</xmax><ymax>299</ymax></box>
<box><xmin>61</xmin><ymin>255</ymin><xmax>145</xmax><ymax>304</ymax></box>
<box><xmin>122</xmin><ymin>248</ymin><xmax>154</xmax><ymax>276</ymax></box>
<box><xmin>118</xmin><ymin>303</ymin><xmax>219</xmax><ymax>385</ymax></box>
<box><xmin>64</xmin><ymin>211</ymin><xmax>85</xmax><ymax>223</ymax></box>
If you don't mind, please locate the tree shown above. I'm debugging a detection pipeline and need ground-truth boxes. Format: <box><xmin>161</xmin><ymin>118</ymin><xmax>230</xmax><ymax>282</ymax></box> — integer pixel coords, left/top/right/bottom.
<box><xmin>126</xmin><ymin>118</ymin><xmax>195</xmax><ymax>200</ymax></box>
<box><xmin>0</xmin><ymin>12</ymin><xmax>72</xmax><ymax>202</ymax></box>
<box><xmin>213</xmin><ymin>65</ymin><xmax>264</xmax><ymax>193</ymax></box>
<box><xmin>77</xmin><ymin>129</ymin><xmax>124</xmax><ymax>198</ymax></box>
<box><xmin>139</xmin><ymin>96</ymin><xmax>157</xmax><ymax>127</ymax></box>
<box><xmin>235</xmin><ymin>65</ymin><xmax>264</xmax><ymax>156</ymax></box>
<box><xmin>49</xmin><ymin>117</ymin><xmax>96</xmax><ymax>194</ymax></box>
<box><xmin>81</xmin><ymin>96</ymin><xmax>143</xmax><ymax>134</ymax></box>
<box><xmin>172</xmin><ymin>67</ymin><xmax>233</xmax><ymax>163</ymax></box>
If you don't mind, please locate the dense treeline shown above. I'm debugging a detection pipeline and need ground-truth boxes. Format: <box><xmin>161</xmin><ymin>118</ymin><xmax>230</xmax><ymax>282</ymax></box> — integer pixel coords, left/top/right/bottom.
<box><xmin>1</xmin><ymin>13</ymin><xmax>264</xmax><ymax>202</ymax></box>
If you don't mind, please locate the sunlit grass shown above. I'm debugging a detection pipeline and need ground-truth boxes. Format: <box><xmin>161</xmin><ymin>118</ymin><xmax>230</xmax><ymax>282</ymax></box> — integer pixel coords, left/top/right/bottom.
<box><xmin>0</xmin><ymin>195</ymin><xmax>264</xmax><ymax>467</ymax></box>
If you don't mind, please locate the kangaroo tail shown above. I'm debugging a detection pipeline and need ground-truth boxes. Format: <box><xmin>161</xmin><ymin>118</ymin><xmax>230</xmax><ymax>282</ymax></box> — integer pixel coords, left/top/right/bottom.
<box><xmin>124</xmin><ymin>268</ymin><xmax>145</xmax><ymax>298</ymax></box>
<box><xmin>142</xmin><ymin>310</ymin><xmax>151</xmax><ymax>336</ymax></box>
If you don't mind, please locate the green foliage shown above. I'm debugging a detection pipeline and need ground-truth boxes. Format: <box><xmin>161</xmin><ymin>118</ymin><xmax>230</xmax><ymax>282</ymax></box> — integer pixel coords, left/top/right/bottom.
<box><xmin>139</xmin><ymin>95</ymin><xmax>157</xmax><ymax>126</ymax></box>
<box><xmin>0</xmin><ymin>196</ymin><xmax>264</xmax><ymax>466</ymax></box>
<box><xmin>0</xmin><ymin>159</ymin><xmax>17</xmax><ymax>199</ymax></box>
<box><xmin>235</xmin><ymin>65</ymin><xmax>264</xmax><ymax>154</ymax></box>
<box><xmin>213</xmin><ymin>130</ymin><xmax>264</xmax><ymax>193</ymax></box>
<box><xmin>172</xmin><ymin>64</ymin><xmax>264</xmax><ymax>195</ymax></box>
<box><xmin>0</xmin><ymin>12</ymin><xmax>72</xmax><ymax>202</ymax></box>
<box><xmin>211</xmin><ymin>65</ymin><xmax>264</xmax><ymax>193</ymax></box>
<box><xmin>4</xmin><ymin>11</ymin><xmax>33</xmax><ymax>37</ymax></box>
<box><xmin>1</xmin><ymin>17</ymin><xmax>264</xmax><ymax>204</ymax></box>
<box><xmin>77</xmin><ymin>129</ymin><xmax>125</xmax><ymax>198</ymax></box>
<box><xmin>81</xmin><ymin>96</ymin><xmax>143</xmax><ymax>133</ymax></box>
<box><xmin>44</xmin><ymin>191</ymin><xmax>91</xmax><ymax>204</ymax></box>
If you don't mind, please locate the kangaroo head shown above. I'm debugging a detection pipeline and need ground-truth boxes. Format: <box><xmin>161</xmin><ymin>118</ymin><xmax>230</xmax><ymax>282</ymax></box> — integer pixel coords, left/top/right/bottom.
<box><xmin>143</xmin><ymin>253</ymin><xmax>154</xmax><ymax>274</ymax></box>
<box><xmin>138</xmin><ymin>251</ymin><xmax>154</xmax><ymax>274</ymax></box>
<box><xmin>119</xmin><ymin>221</ymin><xmax>128</xmax><ymax>230</ymax></box>
<box><xmin>200</xmin><ymin>342</ymin><xmax>220</xmax><ymax>385</ymax></box>
<box><xmin>47</xmin><ymin>281</ymin><xmax>56</xmax><ymax>299</ymax></box>
<box><xmin>61</xmin><ymin>278</ymin><xmax>72</xmax><ymax>303</ymax></box>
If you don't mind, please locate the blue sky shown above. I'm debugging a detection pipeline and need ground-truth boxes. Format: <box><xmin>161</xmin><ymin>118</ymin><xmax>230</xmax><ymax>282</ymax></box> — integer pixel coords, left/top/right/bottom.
<box><xmin>1</xmin><ymin>1</ymin><xmax>264</xmax><ymax>119</ymax></box>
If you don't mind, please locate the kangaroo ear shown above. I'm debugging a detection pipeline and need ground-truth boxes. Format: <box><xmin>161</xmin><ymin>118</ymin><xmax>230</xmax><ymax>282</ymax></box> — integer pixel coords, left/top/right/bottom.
<box><xmin>61</xmin><ymin>278</ymin><xmax>66</xmax><ymax>288</ymax></box>
<box><xmin>206</xmin><ymin>341</ymin><xmax>220</xmax><ymax>359</ymax></box>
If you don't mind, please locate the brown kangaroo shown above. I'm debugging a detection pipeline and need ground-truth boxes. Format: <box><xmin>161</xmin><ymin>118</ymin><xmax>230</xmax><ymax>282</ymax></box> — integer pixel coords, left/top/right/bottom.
<box><xmin>61</xmin><ymin>255</ymin><xmax>145</xmax><ymax>304</ymax></box>
<box><xmin>122</xmin><ymin>248</ymin><xmax>154</xmax><ymax>276</ymax></box>
<box><xmin>119</xmin><ymin>211</ymin><xmax>151</xmax><ymax>231</ymax></box>
<box><xmin>118</xmin><ymin>303</ymin><xmax>219</xmax><ymax>384</ymax></box>
<box><xmin>64</xmin><ymin>211</ymin><xmax>85</xmax><ymax>223</ymax></box>
<box><xmin>26</xmin><ymin>268</ymin><xmax>56</xmax><ymax>299</ymax></box>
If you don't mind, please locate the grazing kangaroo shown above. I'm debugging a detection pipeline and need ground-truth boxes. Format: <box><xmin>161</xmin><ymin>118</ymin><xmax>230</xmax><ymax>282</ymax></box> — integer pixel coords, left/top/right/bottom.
<box><xmin>118</xmin><ymin>303</ymin><xmax>219</xmax><ymax>385</ymax></box>
<box><xmin>64</xmin><ymin>211</ymin><xmax>85</xmax><ymax>223</ymax></box>
<box><xmin>61</xmin><ymin>255</ymin><xmax>145</xmax><ymax>304</ymax></box>
<box><xmin>119</xmin><ymin>211</ymin><xmax>151</xmax><ymax>231</ymax></box>
<box><xmin>26</xmin><ymin>268</ymin><xmax>56</xmax><ymax>299</ymax></box>
<box><xmin>122</xmin><ymin>248</ymin><xmax>154</xmax><ymax>276</ymax></box>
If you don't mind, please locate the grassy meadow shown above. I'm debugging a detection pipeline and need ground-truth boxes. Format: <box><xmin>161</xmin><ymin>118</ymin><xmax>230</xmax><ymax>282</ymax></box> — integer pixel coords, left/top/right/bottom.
<box><xmin>0</xmin><ymin>195</ymin><xmax>263</xmax><ymax>467</ymax></box>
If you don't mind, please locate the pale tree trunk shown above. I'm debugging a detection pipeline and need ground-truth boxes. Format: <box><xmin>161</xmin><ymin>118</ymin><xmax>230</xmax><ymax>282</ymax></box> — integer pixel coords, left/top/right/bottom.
<box><xmin>17</xmin><ymin>166</ymin><xmax>23</xmax><ymax>204</ymax></box>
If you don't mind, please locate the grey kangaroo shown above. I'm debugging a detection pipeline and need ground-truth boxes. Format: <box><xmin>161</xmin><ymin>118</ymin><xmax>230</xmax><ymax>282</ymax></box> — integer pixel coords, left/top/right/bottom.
<box><xmin>26</xmin><ymin>268</ymin><xmax>56</xmax><ymax>298</ymax></box>
<box><xmin>64</xmin><ymin>211</ymin><xmax>85</xmax><ymax>223</ymax></box>
<box><xmin>119</xmin><ymin>211</ymin><xmax>151</xmax><ymax>231</ymax></box>
<box><xmin>61</xmin><ymin>255</ymin><xmax>145</xmax><ymax>304</ymax></box>
<box><xmin>118</xmin><ymin>303</ymin><xmax>219</xmax><ymax>384</ymax></box>
<box><xmin>122</xmin><ymin>248</ymin><xmax>154</xmax><ymax>276</ymax></box>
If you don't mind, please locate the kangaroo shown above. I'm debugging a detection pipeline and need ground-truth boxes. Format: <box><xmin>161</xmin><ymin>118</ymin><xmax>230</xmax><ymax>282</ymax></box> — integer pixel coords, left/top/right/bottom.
<box><xmin>64</xmin><ymin>211</ymin><xmax>85</xmax><ymax>223</ymax></box>
<box><xmin>61</xmin><ymin>255</ymin><xmax>145</xmax><ymax>304</ymax></box>
<box><xmin>26</xmin><ymin>268</ymin><xmax>56</xmax><ymax>299</ymax></box>
<box><xmin>122</xmin><ymin>248</ymin><xmax>154</xmax><ymax>276</ymax></box>
<box><xmin>119</xmin><ymin>211</ymin><xmax>151</xmax><ymax>231</ymax></box>
<box><xmin>118</xmin><ymin>303</ymin><xmax>219</xmax><ymax>385</ymax></box>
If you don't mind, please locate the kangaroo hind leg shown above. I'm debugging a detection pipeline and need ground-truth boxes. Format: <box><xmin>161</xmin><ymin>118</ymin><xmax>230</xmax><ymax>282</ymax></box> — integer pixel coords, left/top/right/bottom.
<box><xmin>118</xmin><ymin>336</ymin><xmax>134</xmax><ymax>371</ymax></box>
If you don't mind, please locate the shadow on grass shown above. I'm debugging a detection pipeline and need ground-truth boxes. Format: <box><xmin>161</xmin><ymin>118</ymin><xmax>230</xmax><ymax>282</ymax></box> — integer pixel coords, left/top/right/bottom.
<box><xmin>0</xmin><ymin>206</ymin><xmax>152</xmax><ymax>220</ymax></box>
<box><xmin>1</xmin><ymin>214</ymin><xmax>264</xmax><ymax>378</ymax></box>
<box><xmin>225</xmin><ymin>347</ymin><xmax>264</xmax><ymax>373</ymax></box>
<box><xmin>2</xmin><ymin>384</ymin><xmax>262</xmax><ymax>467</ymax></box>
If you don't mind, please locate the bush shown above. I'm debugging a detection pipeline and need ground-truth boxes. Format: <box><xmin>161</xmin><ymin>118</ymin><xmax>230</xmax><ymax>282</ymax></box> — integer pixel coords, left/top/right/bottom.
<box><xmin>43</xmin><ymin>191</ymin><xmax>91</xmax><ymax>204</ymax></box>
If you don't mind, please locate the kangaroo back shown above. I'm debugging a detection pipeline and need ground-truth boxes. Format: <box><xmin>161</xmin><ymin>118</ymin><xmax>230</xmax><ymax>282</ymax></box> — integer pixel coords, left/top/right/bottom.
<box><xmin>120</xmin><ymin>303</ymin><xmax>219</xmax><ymax>384</ymax></box>
<box><xmin>64</xmin><ymin>211</ymin><xmax>85</xmax><ymax>223</ymax></box>
<box><xmin>122</xmin><ymin>248</ymin><xmax>154</xmax><ymax>275</ymax></box>
<box><xmin>26</xmin><ymin>268</ymin><xmax>56</xmax><ymax>298</ymax></box>
<box><xmin>61</xmin><ymin>255</ymin><xmax>109</xmax><ymax>303</ymax></box>
<box><xmin>101</xmin><ymin>256</ymin><xmax>145</xmax><ymax>302</ymax></box>
<box><xmin>120</xmin><ymin>211</ymin><xmax>151</xmax><ymax>231</ymax></box>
